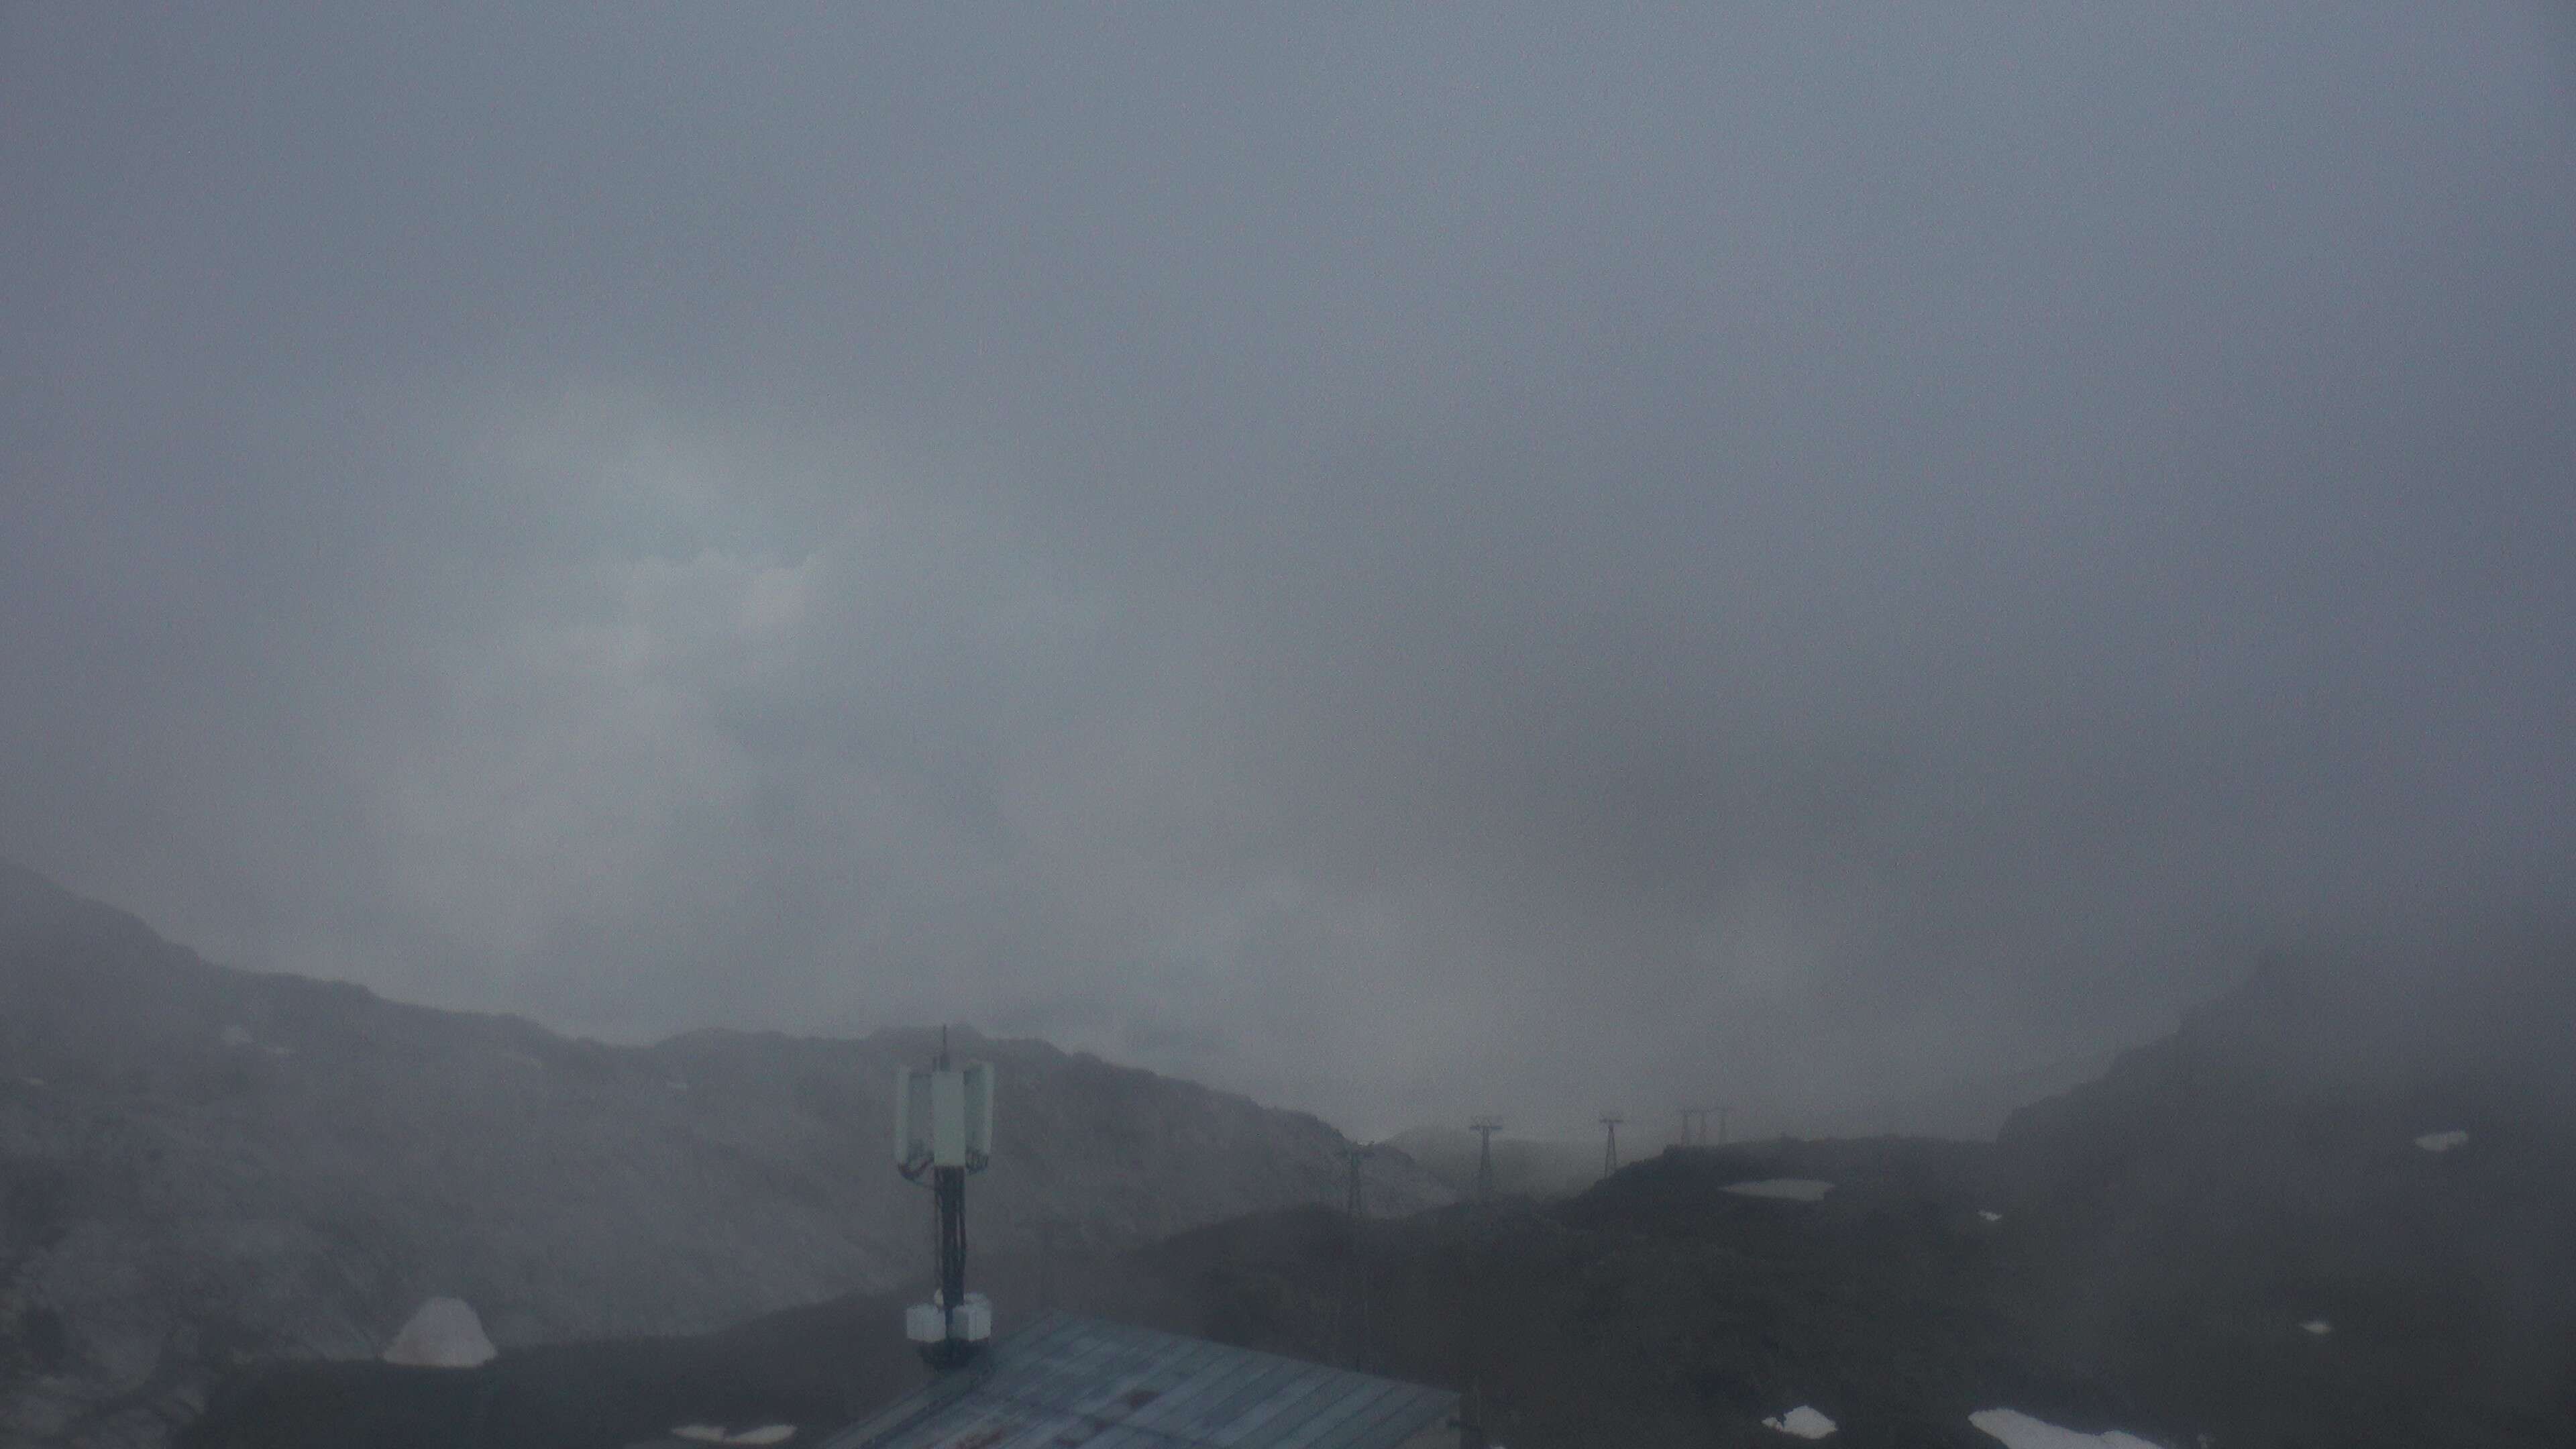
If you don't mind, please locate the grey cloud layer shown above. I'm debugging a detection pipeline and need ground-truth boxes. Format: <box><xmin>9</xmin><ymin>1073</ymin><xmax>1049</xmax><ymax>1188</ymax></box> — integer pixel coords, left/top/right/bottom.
<box><xmin>5</xmin><ymin>3</ymin><xmax>2572</xmax><ymax>1134</ymax></box>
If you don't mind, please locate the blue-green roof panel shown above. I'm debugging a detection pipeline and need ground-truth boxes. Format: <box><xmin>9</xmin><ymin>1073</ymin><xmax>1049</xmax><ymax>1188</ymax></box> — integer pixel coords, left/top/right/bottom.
<box><xmin>821</xmin><ymin>1314</ymin><xmax>1455</xmax><ymax>1449</ymax></box>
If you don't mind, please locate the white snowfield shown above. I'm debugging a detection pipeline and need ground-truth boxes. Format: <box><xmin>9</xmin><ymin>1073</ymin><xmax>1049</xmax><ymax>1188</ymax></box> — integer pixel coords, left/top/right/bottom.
<box><xmin>2301</xmin><ymin>1320</ymin><xmax>2332</xmax><ymax>1335</ymax></box>
<box><xmin>220</xmin><ymin>1022</ymin><xmax>292</xmax><ymax>1055</ymax></box>
<box><xmin>382</xmin><ymin>1297</ymin><xmax>496</xmax><ymax>1368</ymax></box>
<box><xmin>2414</xmin><ymin>1130</ymin><xmax>2469</xmax><ymax>1152</ymax></box>
<box><xmin>1969</xmin><ymin>1407</ymin><xmax>2160</xmax><ymax>1449</ymax></box>
<box><xmin>1979</xmin><ymin>1210</ymin><xmax>2004</xmax><ymax>1223</ymax></box>
<box><xmin>1762</xmin><ymin>1404</ymin><xmax>1838</xmax><ymax>1438</ymax></box>
<box><xmin>1723</xmin><ymin>1179</ymin><xmax>1833</xmax><ymax>1202</ymax></box>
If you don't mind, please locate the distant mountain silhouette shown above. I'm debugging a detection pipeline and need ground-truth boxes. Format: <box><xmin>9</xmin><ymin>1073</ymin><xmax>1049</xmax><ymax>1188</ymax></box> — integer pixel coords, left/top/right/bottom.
<box><xmin>19</xmin><ymin>858</ymin><xmax>2571</xmax><ymax>1449</ymax></box>
<box><xmin>193</xmin><ymin>960</ymin><xmax>2576</xmax><ymax>1449</ymax></box>
<box><xmin>0</xmin><ymin>863</ymin><xmax>1446</xmax><ymax>1449</ymax></box>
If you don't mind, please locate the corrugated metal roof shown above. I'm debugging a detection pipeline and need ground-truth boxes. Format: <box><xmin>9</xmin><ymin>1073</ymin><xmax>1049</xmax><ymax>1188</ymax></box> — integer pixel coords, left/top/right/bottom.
<box><xmin>820</xmin><ymin>1314</ymin><xmax>1457</xmax><ymax>1449</ymax></box>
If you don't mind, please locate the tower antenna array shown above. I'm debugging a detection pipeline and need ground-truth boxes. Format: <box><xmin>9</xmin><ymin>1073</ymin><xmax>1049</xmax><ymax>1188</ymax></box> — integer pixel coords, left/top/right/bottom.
<box><xmin>896</xmin><ymin>1026</ymin><xmax>996</xmax><ymax>1370</ymax></box>
<box><xmin>1599</xmin><ymin>1112</ymin><xmax>1624</xmax><ymax>1177</ymax></box>
<box><xmin>1338</xmin><ymin>1140</ymin><xmax>1377</xmax><ymax>1368</ymax></box>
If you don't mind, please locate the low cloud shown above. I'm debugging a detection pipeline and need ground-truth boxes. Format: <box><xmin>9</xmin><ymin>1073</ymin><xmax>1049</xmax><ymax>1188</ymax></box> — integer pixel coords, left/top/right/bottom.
<box><xmin>4</xmin><ymin>3</ymin><xmax>2571</xmax><ymax>1134</ymax></box>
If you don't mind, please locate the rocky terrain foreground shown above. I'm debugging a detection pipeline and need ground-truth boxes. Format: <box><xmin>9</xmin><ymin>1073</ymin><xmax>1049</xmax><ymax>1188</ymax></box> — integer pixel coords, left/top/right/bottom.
<box><xmin>1182</xmin><ymin>946</ymin><xmax>2576</xmax><ymax>1448</ymax></box>
<box><xmin>182</xmin><ymin>936</ymin><xmax>2576</xmax><ymax>1449</ymax></box>
<box><xmin>0</xmin><ymin>864</ymin><xmax>1448</xmax><ymax>1448</ymax></box>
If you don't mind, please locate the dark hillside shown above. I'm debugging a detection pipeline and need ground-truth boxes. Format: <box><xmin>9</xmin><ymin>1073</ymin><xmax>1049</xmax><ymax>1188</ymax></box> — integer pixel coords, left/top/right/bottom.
<box><xmin>1988</xmin><ymin>944</ymin><xmax>2576</xmax><ymax>1448</ymax></box>
<box><xmin>0</xmin><ymin>864</ymin><xmax>1444</xmax><ymax>1448</ymax></box>
<box><xmin>184</xmin><ymin>943</ymin><xmax>2576</xmax><ymax>1449</ymax></box>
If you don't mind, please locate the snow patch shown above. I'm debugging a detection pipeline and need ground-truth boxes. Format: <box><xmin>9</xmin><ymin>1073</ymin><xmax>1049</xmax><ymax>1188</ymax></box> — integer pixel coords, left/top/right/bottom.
<box><xmin>2301</xmin><ymin>1320</ymin><xmax>2331</xmax><ymax>1336</ymax></box>
<box><xmin>222</xmin><ymin>1024</ymin><xmax>290</xmax><ymax>1055</ymax></box>
<box><xmin>2414</xmin><ymin>1130</ymin><xmax>2468</xmax><ymax>1153</ymax></box>
<box><xmin>1970</xmin><ymin>1407</ymin><xmax>2161</xmax><ymax>1449</ymax></box>
<box><xmin>1762</xmin><ymin>1405</ymin><xmax>1837</xmax><ymax>1438</ymax></box>
<box><xmin>673</xmin><ymin>1428</ymin><xmax>794</xmax><ymax>1446</ymax></box>
<box><xmin>1725</xmin><ymin>1179</ymin><xmax>1833</xmax><ymax>1202</ymax></box>
<box><xmin>383</xmin><ymin>1297</ymin><xmax>497</xmax><ymax>1368</ymax></box>
<box><xmin>1979</xmin><ymin>1210</ymin><xmax>2003</xmax><ymax>1224</ymax></box>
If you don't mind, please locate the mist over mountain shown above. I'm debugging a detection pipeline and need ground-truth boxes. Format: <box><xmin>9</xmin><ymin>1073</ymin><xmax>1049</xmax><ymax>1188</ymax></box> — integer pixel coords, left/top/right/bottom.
<box><xmin>177</xmin><ymin>928</ymin><xmax>2576</xmax><ymax>1449</ymax></box>
<box><xmin>0</xmin><ymin>865</ymin><xmax>1442</xmax><ymax>1448</ymax></box>
<box><xmin>3</xmin><ymin>7</ymin><xmax>2572</xmax><ymax>1446</ymax></box>
<box><xmin>6</xmin><ymin>3</ymin><xmax>2571</xmax><ymax>1138</ymax></box>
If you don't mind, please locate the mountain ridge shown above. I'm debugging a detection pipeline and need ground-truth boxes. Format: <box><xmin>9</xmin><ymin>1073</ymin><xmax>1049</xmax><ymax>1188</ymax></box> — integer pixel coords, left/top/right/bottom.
<box><xmin>0</xmin><ymin>863</ymin><xmax>1447</xmax><ymax>1448</ymax></box>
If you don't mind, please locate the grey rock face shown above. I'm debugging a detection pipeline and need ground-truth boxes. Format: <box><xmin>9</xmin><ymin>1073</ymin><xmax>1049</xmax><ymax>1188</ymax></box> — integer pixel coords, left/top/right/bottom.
<box><xmin>0</xmin><ymin>864</ymin><xmax>1447</xmax><ymax>1448</ymax></box>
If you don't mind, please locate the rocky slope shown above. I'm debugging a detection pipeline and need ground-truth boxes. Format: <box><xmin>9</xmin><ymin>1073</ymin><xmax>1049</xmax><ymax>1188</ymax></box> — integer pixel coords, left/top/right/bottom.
<box><xmin>0</xmin><ymin>864</ymin><xmax>1447</xmax><ymax>1448</ymax></box>
<box><xmin>184</xmin><ymin>936</ymin><xmax>2576</xmax><ymax>1449</ymax></box>
<box><xmin>1105</xmin><ymin>946</ymin><xmax>2576</xmax><ymax>1448</ymax></box>
<box><xmin>1987</xmin><ymin>944</ymin><xmax>2576</xmax><ymax>1448</ymax></box>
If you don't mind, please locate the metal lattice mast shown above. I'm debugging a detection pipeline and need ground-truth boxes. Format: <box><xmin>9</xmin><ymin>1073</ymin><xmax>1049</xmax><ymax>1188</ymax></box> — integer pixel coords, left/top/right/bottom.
<box><xmin>1599</xmin><ymin>1113</ymin><xmax>1623</xmax><ymax>1177</ymax></box>
<box><xmin>1468</xmin><ymin>1117</ymin><xmax>1503</xmax><ymax>1203</ymax></box>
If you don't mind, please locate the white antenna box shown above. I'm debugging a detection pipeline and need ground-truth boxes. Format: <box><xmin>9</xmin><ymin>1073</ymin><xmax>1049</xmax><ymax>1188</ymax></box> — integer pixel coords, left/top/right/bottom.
<box><xmin>896</xmin><ymin>1060</ymin><xmax>995</xmax><ymax>1170</ymax></box>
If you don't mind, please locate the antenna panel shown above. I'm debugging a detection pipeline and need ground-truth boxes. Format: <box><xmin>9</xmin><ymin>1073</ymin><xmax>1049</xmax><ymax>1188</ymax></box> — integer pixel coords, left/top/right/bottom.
<box><xmin>899</xmin><ymin>1061</ymin><xmax>996</xmax><ymax>1169</ymax></box>
<box><xmin>932</xmin><ymin>1066</ymin><xmax>967</xmax><ymax>1163</ymax></box>
<box><xmin>897</xmin><ymin>1067</ymin><xmax>934</xmax><ymax>1167</ymax></box>
<box><xmin>962</xmin><ymin>1060</ymin><xmax>995</xmax><ymax>1160</ymax></box>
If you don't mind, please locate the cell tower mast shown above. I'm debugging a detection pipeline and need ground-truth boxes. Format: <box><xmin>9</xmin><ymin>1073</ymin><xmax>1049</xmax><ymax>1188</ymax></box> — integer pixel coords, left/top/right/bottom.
<box><xmin>1339</xmin><ymin>1140</ymin><xmax>1376</xmax><ymax>1368</ymax></box>
<box><xmin>1468</xmin><ymin>1117</ymin><xmax>1503</xmax><ymax>1202</ymax></box>
<box><xmin>1599</xmin><ymin>1112</ymin><xmax>1624</xmax><ymax>1177</ymax></box>
<box><xmin>896</xmin><ymin>1027</ymin><xmax>996</xmax><ymax>1371</ymax></box>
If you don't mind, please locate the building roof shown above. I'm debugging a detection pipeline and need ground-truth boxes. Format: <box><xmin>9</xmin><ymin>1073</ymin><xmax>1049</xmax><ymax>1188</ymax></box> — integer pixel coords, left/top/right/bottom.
<box><xmin>819</xmin><ymin>1313</ymin><xmax>1458</xmax><ymax>1449</ymax></box>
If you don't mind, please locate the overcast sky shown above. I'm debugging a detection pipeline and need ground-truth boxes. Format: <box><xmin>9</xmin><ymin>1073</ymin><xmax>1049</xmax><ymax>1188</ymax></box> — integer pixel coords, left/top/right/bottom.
<box><xmin>5</xmin><ymin>3</ymin><xmax>2571</xmax><ymax>1137</ymax></box>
